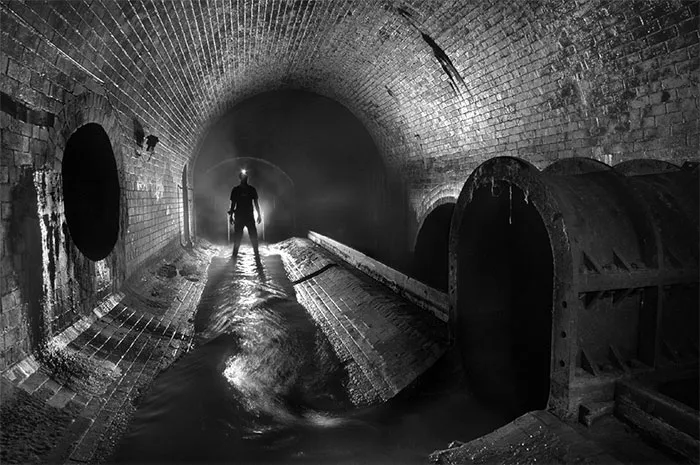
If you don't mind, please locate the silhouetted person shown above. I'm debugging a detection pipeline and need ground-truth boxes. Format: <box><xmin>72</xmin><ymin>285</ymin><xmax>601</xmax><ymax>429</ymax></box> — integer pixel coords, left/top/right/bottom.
<box><xmin>228</xmin><ymin>170</ymin><xmax>261</xmax><ymax>261</ymax></box>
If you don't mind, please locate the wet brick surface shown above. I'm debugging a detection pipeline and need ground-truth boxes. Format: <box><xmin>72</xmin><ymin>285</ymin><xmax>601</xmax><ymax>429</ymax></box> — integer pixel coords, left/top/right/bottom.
<box><xmin>0</xmin><ymin>243</ymin><xmax>216</xmax><ymax>464</ymax></box>
<box><xmin>275</xmin><ymin>238</ymin><xmax>448</xmax><ymax>407</ymax></box>
<box><xmin>4</xmin><ymin>239</ymin><xmax>446</xmax><ymax>463</ymax></box>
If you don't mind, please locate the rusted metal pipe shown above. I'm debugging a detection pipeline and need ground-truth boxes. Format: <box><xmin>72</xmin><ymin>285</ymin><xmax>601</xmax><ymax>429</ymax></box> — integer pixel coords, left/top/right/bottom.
<box><xmin>449</xmin><ymin>156</ymin><xmax>698</xmax><ymax>420</ymax></box>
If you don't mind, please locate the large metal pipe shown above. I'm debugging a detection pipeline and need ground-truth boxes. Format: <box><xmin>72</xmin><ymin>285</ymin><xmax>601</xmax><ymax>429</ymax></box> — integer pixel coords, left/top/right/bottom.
<box><xmin>449</xmin><ymin>156</ymin><xmax>698</xmax><ymax>420</ymax></box>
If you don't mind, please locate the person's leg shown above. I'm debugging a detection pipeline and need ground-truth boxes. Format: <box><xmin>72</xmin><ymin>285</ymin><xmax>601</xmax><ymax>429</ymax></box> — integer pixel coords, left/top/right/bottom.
<box><xmin>247</xmin><ymin>220</ymin><xmax>260</xmax><ymax>260</ymax></box>
<box><xmin>232</xmin><ymin>219</ymin><xmax>244</xmax><ymax>259</ymax></box>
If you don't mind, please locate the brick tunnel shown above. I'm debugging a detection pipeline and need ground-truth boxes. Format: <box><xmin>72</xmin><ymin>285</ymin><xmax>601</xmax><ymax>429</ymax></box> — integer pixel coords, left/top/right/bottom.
<box><xmin>1</xmin><ymin>1</ymin><xmax>698</xmax><ymax>464</ymax></box>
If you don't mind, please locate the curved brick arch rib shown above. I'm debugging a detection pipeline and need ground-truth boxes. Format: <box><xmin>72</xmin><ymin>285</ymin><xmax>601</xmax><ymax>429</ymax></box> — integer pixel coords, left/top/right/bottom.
<box><xmin>51</xmin><ymin>92</ymin><xmax>124</xmax><ymax>167</ymax></box>
<box><xmin>412</xmin><ymin>194</ymin><xmax>458</xmax><ymax>258</ymax></box>
<box><xmin>415</xmin><ymin>188</ymin><xmax>460</xmax><ymax>228</ymax></box>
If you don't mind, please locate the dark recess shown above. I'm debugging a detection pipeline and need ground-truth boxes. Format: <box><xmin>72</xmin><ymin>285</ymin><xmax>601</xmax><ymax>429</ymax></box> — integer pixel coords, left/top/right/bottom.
<box><xmin>193</xmin><ymin>90</ymin><xmax>410</xmax><ymax>267</ymax></box>
<box><xmin>62</xmin><ymin>123</ymin><xmax>120</xmax><ymax>261</ymax></box>
<box><xmin>456</xmin><ymin>184</ymin><xmax>552</xmax><ymax>418</ymax></box>
<box><xmin>413</xmin><ymin>203</ymin><xmax>454</xmax><ymax>292</ymax></box>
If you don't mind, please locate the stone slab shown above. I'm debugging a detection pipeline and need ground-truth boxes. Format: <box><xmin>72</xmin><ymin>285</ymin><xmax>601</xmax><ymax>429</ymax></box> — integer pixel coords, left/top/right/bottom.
<box><xmin>276</xmin><ymin>238</ymin><xmax>448</xmax><ymax>406</ymax></box>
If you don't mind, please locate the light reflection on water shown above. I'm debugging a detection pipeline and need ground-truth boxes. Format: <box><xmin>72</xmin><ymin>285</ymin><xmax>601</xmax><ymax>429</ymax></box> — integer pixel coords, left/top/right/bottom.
<box><xmin>113</xmin><ymin>245</ymin><xmax>509</xmax><ymax>464</ymax></box>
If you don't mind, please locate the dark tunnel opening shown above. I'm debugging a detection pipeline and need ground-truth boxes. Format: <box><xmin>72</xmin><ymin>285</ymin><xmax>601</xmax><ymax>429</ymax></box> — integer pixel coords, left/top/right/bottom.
<box><xmin>198</xmin><ymin>157</ymin><xmax>297</xmax><ymax>244</ymax></box>
<box><xmin>413</xmin><ymin>203</ymin><xmax>454</xmax><ymax>292</ymax></box>
<box><xmin>456</xmin><ymin>183</ymin><xmax>553</xmax><ymax>419</ymax></box>
<box><xmin>61</xmin><ymin>123</ymin><xmax>120</xmax><ymax>261</ymax></box>
<box><xmin>193</xmin><ymin>90</ymin><xmax>411</xmax><ymax>267</ymax></box>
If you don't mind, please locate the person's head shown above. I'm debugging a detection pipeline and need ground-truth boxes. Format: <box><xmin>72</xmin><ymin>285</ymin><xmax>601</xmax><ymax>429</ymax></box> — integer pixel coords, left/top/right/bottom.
<box><xmin>239</xmin><ymin>169</ymin><xmax>249</xmax><ymax>184</ymax></box>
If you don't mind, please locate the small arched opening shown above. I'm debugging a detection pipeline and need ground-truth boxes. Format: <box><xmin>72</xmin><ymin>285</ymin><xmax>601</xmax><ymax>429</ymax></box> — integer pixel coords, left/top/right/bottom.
<box><xmin>192</xmin><ymin>90</ymin><xmax>412</xmax><ymax>267</ymax></box>
<box><xmin>61</xmin><ymin>123</ymin><xmax>120</xmax><ymax>261</ymax></box>
<box><xmin>413</xmin><ymin>202</ymin><xmax>455</xmax><ymax>291</ymax></box>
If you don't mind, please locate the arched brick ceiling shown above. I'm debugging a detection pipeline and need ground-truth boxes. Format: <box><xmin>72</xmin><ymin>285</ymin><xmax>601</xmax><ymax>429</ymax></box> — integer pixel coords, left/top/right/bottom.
<box><xmin>2</xmin><ymin>0</ymin><xmax>460</xmax><ymax>168</ymax></box>
<box><xmin>0</xmin><ymin>0</ymin><xmax>697</xmax><ymax>370</ymax></box>
<box><xmin>2</xmin><ymin>0</ymin><xmax>697</xmax><ymax>197</ymax></box>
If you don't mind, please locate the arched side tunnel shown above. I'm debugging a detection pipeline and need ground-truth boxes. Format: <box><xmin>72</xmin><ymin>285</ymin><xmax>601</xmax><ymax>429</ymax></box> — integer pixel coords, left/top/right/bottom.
<box><xmin>195</xmin><ymin>156</ymin><xmax>297</xmax><ymax>244</ymax></box>
<box><xmin>413</xmin><ymin>200</ymin><xmax>455</xmax><ymax>292</ymax></box>
<box><xmin>191</xmin><ymin>90</ymin><xmax>413</xmax><ymax>268</ymax></box>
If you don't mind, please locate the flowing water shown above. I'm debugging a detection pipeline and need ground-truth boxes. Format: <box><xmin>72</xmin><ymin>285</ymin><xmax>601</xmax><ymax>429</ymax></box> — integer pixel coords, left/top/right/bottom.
<box><xmin>112</xmin><ymin>245</ymin><xmax>509</xmax><ymax>464</ymax></box>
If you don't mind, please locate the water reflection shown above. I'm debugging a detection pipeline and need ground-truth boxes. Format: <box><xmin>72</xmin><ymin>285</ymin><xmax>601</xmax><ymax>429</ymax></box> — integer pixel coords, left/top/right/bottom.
<box><xmin>112</xmin><ymin>245</ymin><xmax>509</xmax><ymax>464</ymax></box>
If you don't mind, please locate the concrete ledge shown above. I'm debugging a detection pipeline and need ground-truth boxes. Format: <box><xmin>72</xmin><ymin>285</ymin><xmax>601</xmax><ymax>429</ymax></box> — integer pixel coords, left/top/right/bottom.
<box><xmin>429</xmin><ymin>410</ymin><xmax>623</xmax><ymax>464</ymax></box>
<box><xmin>308</xmin><ymin>231</ymin><xmax>449</xmax><ymax>322</ymax></box>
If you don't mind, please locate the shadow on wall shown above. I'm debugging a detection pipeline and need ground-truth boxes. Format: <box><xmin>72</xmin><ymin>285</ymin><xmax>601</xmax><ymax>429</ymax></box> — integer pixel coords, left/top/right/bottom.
<box><xmin>193</xmin><ymin>90</ymin><xmax>412</xmax><ymax>269</ymax></box>
<box><xmin>1</xmin><ymin>121</ymin><xmax>125</xmax><ymax>368</ymax></box>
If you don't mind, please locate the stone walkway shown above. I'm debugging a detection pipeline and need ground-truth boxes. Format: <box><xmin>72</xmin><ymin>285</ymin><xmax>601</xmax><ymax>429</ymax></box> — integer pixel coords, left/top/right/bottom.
<box><xmin>1</xmin><ymin>243</ymin><xmax>216</xmax><ymax>464</ymax></box>
<box><xmin>428</xmin><ymin>408</ymin><xmax>681</xmax><ymax>465</ymax></box>
<box><xmin>429</xmin><ymin>410</ymin><xmax>622</xmax><ymax>464</ymax></box>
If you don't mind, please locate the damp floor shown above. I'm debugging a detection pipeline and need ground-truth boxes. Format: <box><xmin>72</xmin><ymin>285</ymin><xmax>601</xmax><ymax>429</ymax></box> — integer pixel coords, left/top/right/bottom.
<box><xmin>111</xmin><ymin>243</ymin><xmax>509</xmax><ymax>464</ymax></box>
<box><xmin>1</xmin><ymin>240</ymin><xmax>686</xmax><ymax>464</ymax></box>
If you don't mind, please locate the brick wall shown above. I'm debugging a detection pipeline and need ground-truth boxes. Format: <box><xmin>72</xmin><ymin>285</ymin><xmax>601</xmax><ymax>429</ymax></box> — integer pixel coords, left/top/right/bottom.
<box><xmin>0</xmin><ymin>3</ymin><xmax>189</xmax><ymax>368</ymax></box>
<box><xmin>363</xmin><ymin>0</ymin><xmax>699</xmax><ymax>223</ymax></box>
<box><xmin>1</xmin><ymin>0</ymin><xmax>698</xmax><ymax>368</ymax></box>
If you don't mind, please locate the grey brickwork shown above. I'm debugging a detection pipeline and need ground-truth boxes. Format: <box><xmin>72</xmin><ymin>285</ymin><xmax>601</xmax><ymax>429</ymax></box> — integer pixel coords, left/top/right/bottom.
<box><xmin>1</xmin><ymin>0</ymin><xmax>698</xmax><ymax>367</ymax></box>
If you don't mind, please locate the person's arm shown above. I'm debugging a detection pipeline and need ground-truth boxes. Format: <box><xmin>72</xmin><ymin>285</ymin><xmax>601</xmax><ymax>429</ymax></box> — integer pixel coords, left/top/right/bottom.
<box><xmin>254</xmin><ymin>198</ymin><xmax>262</xmax><ymax>224</ymax></box>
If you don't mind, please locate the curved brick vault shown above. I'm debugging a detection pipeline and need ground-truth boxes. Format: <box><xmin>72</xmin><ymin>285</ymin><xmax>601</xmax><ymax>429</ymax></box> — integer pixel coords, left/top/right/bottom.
<box><xmin>3</xmin><ymin>1</ymin><xmax>697</xmax><ymax>173</ymax></box>
<box><xmin>0</xmin><ymin>0</ymin><xmax>698</xmax><ymax>367</ymax></box>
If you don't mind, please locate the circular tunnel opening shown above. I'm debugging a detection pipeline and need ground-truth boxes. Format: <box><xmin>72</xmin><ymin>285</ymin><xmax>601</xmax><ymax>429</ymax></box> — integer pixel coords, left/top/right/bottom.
<box><xmin>455</xmin><ymin>182</ymin><xmax>553</xmax><ymax>418</ymax></box>
<box><xmin>413</xmin><ymin>202</ymin><xmax>454</xmax><ymax>291</ymax></box>
<box><xmin>62</xmin><ymin>123</ymin><xmax>120</xmax><ymax>261</ymax></box>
